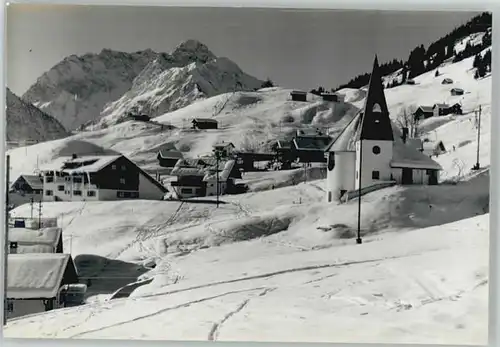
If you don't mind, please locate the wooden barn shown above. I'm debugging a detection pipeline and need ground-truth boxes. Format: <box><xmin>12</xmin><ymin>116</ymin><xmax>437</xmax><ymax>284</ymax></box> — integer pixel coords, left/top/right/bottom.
<box><xmin>213</xmin><ymin>142</ymin><xmax>236</xmax><ymax>158</ymax></box>
<box><xmin>290</xmin><ymin>90</ymin><xmax>307</xmax><ymax>102</ymax></box>
<box><xmin>441</xmin><ymin>78</ymin><xmax>454</xmax><ymax>84</ymax></box>
<box><xmin>433</xmin><ymin>103</ymin><xmax>462</xmax><ymax>117</ymax></box>
<box><xmin>192</xmin><ymin>118</ymin><xmax>218</xmax><ymax>130</ymax></box>
<box><xmin>413</xmin><ymin>106</ymin><xmax>434</xmax><ymax>120</ymax></box>
<box><xmin>450</xmin><ymin>88</ymin><xmax>464</xmax><ymax>96</ymax></box>
<box><xmin>129</xmin><ymin>114</ymin><xmax>151</xmax><ymax>122</ymax></box>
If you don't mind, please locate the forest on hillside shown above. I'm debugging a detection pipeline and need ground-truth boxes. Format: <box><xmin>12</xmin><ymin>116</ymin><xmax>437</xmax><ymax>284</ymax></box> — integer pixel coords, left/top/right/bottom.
<box><xmin>309</xmin><ymin>12</ymin><xmax>492</xmax><ymax>94</ymax></box>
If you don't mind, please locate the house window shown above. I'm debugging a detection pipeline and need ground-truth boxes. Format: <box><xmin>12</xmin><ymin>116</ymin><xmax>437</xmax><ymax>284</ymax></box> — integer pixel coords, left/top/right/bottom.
<box><xmin>112</xmin><ymin>165</ymin><xmax>117</xmax><ymax>170</ymax></box>
<box><xmin>57</xmin><ymin>185</ymin><xmax>64</xmax><ymax>191</ymax></box>
<box><xmin>130</xmin><ymin>192</ymin><xmax>139</xmax><ymax>198</ymax></box>
<box><xmin>87</xmin><ymin>190</ymin><xmax>96</xmax><ymax>197</ymax></box>
<box><xmin>120</xmin><ymin>178</ymin><xmax>126</xmax><ymax>184</ymax></box>
<box><xmin>45</xmin><ymin>190</ymin><xmax>53</xmax><ymax>196</ymax></box>
<box><xmin>45</xmin><ymin>176</ymin><xmax>54</xmax><ymax>183</ymax></box>
<box><xmin>74</xmin><ymin>190</ymin><xmax>82</xmax><ymax>196</ymax></box>
<box><xmin>372</xmin><ymin>171</ymin><xmax>380</xmax><ymax>180</ymax></box>
<box><xmin>121</xmin><ymin>165</ymin><xmax>126</xmax><ymax>171</ymax></box>
<box><xmin>73</xmin><ymin>177</ymin><xmax>82</xmax><ymax>183</ymax></box>
<box><xmin>181</xmin><ymin>188</ymin><xmax>192</xmax><ymax>194</ymax></box>
<box><xmin>123</xmin><ymin>191</ymin><xmax>131</xmax><ymax>198</ymax></box>
<box><xmin>372</xmin><ymin>145</ymin><xmax>381</xmax><ymax>155</ymax></box>
<box><xmin>355</xmin><ymin>171</ymin><xmax>358</xmax><ymax>179</ymax></box>
<box><xmin>372</xmin><ymin>103</ymin><xmax>382</xmax><ymax>112</ymax></box>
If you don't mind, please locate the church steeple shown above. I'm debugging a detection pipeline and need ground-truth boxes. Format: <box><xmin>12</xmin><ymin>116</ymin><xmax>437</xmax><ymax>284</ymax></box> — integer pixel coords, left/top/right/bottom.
<box><xmin>357</xmin><ymin>55</ymin><xmax>394</xmax><ymax>141</ymax></box>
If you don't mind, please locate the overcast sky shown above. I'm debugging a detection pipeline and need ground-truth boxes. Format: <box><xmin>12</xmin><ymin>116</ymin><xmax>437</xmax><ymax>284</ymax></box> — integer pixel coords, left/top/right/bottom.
<box><xmin>6</xmin><ymin>5</ymin><xmax>478</xmax><ymax>96</ymax></box>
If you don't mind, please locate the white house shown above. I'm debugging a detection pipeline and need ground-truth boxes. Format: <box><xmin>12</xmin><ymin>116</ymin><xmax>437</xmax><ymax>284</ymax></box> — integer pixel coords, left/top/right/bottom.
<box><xmin>40</xmin><ymin>154</ymin><xmax>168</xmax><ymax>202</ymax></box>
<box><xmin>324</xmin><ymin>56</ymin><xmax>442</xmax><ymax>203</ymax></box>
<box><xmin>6</xmin><ymin>253</ymin><xmax>82</xmax><ymax>320</ymax></box>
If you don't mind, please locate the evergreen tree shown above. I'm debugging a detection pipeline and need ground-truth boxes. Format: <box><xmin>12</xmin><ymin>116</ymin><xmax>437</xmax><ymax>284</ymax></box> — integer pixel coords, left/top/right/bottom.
<box><xmin>261</xmin><ymin>78</ymin><xmax>275</xmax><ymax>88</ymax></box>
<box><xmin>435</xmin><ymin>69</ymin><xmax>440</xmax><ymax>77</ymax></box>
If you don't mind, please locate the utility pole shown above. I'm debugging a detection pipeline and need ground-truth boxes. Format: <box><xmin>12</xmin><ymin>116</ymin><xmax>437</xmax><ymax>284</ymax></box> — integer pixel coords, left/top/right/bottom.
<box><xmin>213</xmin><ymin>149</ymin><xmax>221</xmax><ymax>208</ymax></box>
<box><xmin>356</xmin><ymin>140</ymin><xmax>363</xmax><ymax>245</ymax></box>
<box><xmin>38</xmin><ymin>200</ymin><xmax>42</xmax><ymax>229</ymax></box>
<box><xmin>474</xmin><ymin>104</ymin><xmax>482</xmax><ymax>170</ymax></box>
<box><xmin>4</xmin><ymin>155</ymin><xmax>11</xmax><ymax>325</ymax></box>
<box><xmin>30</xmin><ymin>197</ymin><xmax>34</xmax><ymax>219</ymax></box>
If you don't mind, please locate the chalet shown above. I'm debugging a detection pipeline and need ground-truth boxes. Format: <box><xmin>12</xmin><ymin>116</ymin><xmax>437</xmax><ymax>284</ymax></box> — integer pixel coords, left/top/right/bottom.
<box><xmin>40</xmin><ymin>154</ymin><xmax>168</xmax><ymax>202</ymax></box>
<box><xmin>9</xmin><ymin>174</ymin><xmax>44</xmax><ymax>208</ymax></box>
<box><xmin>6</xmin><ymin>253</ymin><xmax>82</xmax><ymax>320</ymax></box>
<box><xmin>192</xmin><ymin>118</ymin><xmax>218</xmax><ymax>130</ymax></box>
<box><xmin>442</xmin><ymin>78</ymin><xmax>454</xmax><ymax>84</ymax></box>
<box><xmin>433</xmin><ymin>103</ymin><xmax>462</xmax><ymax>117</ymax></box>
<box><xmin>170</xmin><ymin>158</ymin><xmax>241</xmax><ymax>199</ymax></box>
<box><xmin>290</xmin><ymin>90</ymin><xmax>307</xmax><ymax>102</ymax></box>
<box><xmin>450</xmin><ymin>88</ymin><xmax>464</xmax><ymax>96</ymax></box>
<box><xmin>213</xmin><ymin>141</ymin><xmax>236</xmax><ymax>158</ymax></box>
<box><xmin>293</xmin><ymin>134</ymin><xmax>332</xmax><ymax>163</ymax></box>
<box><xmin>157</xmin><ymin>149</ymin><xmax>184</xmax><ymax>168</ymax></box>
<box><xmin>8</xmin><ymin>227</ymin><xmax>63</xmax><ymax>254</ymax></box>
<box><xmin>324</xmin><ymin>56</ymin><xmax>442</xmax><ymax>203</ymax></box>
<box><xmin>273</xmin><ymin>139</ymin><xmax>295</xmax><ymax>169</ymax></box>
<box><xmin>414</xmin><ymin>106</ymin><xmax>434</xmax><ymax>120</ymax></box>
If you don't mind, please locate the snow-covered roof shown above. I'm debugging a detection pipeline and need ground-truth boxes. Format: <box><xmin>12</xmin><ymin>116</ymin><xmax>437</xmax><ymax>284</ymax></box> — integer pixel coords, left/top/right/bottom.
<box><xmin>13</xmin><ymin>174</ymin><xmax>43</xmax><ymax>190</ymax></box>
<box><xmin>433</xmin><ymin>103</ymin><xmax>449</xmax><ymax>109</ymax></box>
<box><xmin>293</xmin><ymin>135</ymin><xmax>331</xmax><ymax>151</ymax></box>
<box><xmin>213</xmin><ymin>141</ymin><xmax>235</xmax><ymax>149</ymax></box>
<box><xmin>192</xmin><ymin>118</ymin><xmax>217</xmax><ymax>123</ymax></box>
<box><xmin>9</xmin><ymin>227</ymin><xmax>62</xmax><ymax>250</ymax></box>
<box><xmin>40</xmin><ymin>155</ymin><xmax>121</xmax><ymax>174</ymax></box>
<box><xmin>170</xmin><ymin>158</ymin><xmax>236</xmax><ymax>181</ymax></box>
<box><xmin>203</xmin><ymin>160</ymin><xmax>236</xmax><ymax>182</ymax></box>
<box><xmin>7</xmin><ymin>253</ymin><xmax>76</xmax><ymax>299</ymax></box>
<box><xmin>417</xmin><ymin>106</ymin><xmax>434</xmax><ymax>113</ymax></box>
<box><xmin>158</xmin><ymin>150</ymin><xmax>183</xmax><ymax>160</ymax></box>
<box><xmin>291</xmin><ymin>90</ymin><xmax>307</xmax><ymax>95</ymax></box>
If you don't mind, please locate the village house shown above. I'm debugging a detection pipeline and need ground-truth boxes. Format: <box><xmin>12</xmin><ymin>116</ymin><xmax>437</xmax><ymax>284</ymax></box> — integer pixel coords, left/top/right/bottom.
<box><xmin>157</xmin><ymin>149</ymin><xmax>184</xmax><ymax>169</ymax></box>
<box><xmin>320</xmin><ymin>92</ymin><xmax>345</xmax><ymax>103</ymax></box>
<box><xmin>421</xmin><ymin>140</ymin><xmax>447</xmax><ymax>157</ymax></box>
<box><xmin>8</xmin><ymin>227</ymin><xmax>63</xmax><ymax>254</ymax></box>
<box><xmin>290</xmin><ymin>90</ymin><xmax>308</xmax><ymax>102</ymax></box>
<box><xmin>450</xmin><ymin>87</ymin><xmax>465</xmax><ymax>96</ymax></box>
<box><xmin>169</xmin><ymin>158</ymin><xmax>241</xmax><ymax>199</ymax></box>
<box><xmin>442</xmin><ymin>78</ymin><xmax>454</xmax><ymax>84</ymax></box>
<box><xmin>40</xmin><ymin>154</ymin><xmax>168</xmax><ymax>202</ymax></box>
<box><xmin>9</xmin><ymin>174</ymin><xmax>44</xmax><ymax>208</ymax></box>
<box><xmin>213</xmin><ymin>141</ymin><xmax>236</xmax><ymax>158</ymax></box>
<box><xmin>413</xmin><ymin>105</ymin><xmax>434</xmax><ymax>120</ymax></box>
<box><xmin>292</xmin><ymin>133</ymin><xmax>332</xmax><ymax>163</ymax></box>
<box><xmin>324</xmin><ymin>56</ymin><xmax>442</xmax><ymax>203</ymax></box>
<box><xmin>192</xmin><ymin>118</ymin><xmax>218</xmax><ymax>130</ymax></box>
<box><xmin>433</xmin><ymin>103</ymin><xmax>462</xmax><ymax>117</ymax></box>
<box><xmin>6</xmin><ymin>253</ymin><xmax>82</xmax><ymax>320</ymax></box>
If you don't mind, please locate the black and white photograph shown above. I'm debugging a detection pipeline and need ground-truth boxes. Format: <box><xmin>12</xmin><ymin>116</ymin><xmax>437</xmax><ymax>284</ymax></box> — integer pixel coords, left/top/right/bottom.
<box><xmin>2</xmin><ymin>4</ymin><xmax>492</xmax><ymax>344</ymax></box>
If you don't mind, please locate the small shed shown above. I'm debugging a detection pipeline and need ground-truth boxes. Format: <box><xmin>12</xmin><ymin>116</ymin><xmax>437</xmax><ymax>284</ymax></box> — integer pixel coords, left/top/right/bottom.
<box><xmin>414</xmin><ymin>106</ymin><xmax>434</xmax><ymax>120</ymax></box>
<box><xmin>192</xmin><ymin>118</ymin><xmax>218</xmax><ymax>130</ymax></box>
<box><xmin>406</xmin><ymin>79</ymin><xmax>416</xmax><ymax>85</ymax></box>
<box><xmin>129</xmin><ymin>114</ymin><xmax>151</xmax><ymax>122</ymax></box>
<box><xmin>157</xmin><ymin>150</ymin><xmax>183</xmax><ymax>168</ymax></box>
<box><xmin>6</xmin><ymin>253</ymin><xmax>79</xmax><ymax>320</ymax></box>
<box><xmin>450</xmin><ymin>88</ymin><xmax>464</xmax><ymax>96</ymax></box>
<box><xmin>290</xmin><ymin>90</ymin><xmax>307</xmax><ymax>102</ymax></box>
<box><xmin>320</xmin><ymin>93</ymin><xmax>344</xmax><ymax>102</ymax></box>
<box><xmin>421</xmin><ymin>140</ymin><xmax>446</xmax><ymax>157</ymax></box>
<box><xmin>442</xmin><ymin>78</ymin><xmax>454</xmax><ymax>84</ymax></box>
<box><xmin>8</xmin><ymin>227</ymin><xmax>63</xmax><ymax>254</ymax></box>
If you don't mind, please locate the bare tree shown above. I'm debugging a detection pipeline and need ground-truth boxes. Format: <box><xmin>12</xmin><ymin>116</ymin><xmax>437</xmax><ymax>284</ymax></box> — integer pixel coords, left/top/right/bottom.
<box><xmin>240</xmin><ymin>133</ymin><xmax>262</xmax><ymax>153</ymax></box>
<box><xmin>396</xmin><ymin>104</ymin><xmax>420</xmax><ymax>138</ymax></box>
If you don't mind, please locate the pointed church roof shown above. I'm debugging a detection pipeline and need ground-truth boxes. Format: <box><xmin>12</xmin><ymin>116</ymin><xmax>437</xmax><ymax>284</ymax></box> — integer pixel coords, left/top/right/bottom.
<box><xmin>357</xmin><ymin>56</ymin><xmax>394</xmax><ymax>142</ymax></box>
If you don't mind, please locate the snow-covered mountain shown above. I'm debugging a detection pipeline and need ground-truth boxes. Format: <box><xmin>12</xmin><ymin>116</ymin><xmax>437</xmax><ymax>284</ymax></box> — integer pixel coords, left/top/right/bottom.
<box><xmin>22</xmin><ymin>40</ymin><xmax>263</xmax><ymax>131</ymax></box>
<box><xmin>98</xmin><ymin>42</ymin><xmax>264</xmax><ymax>128</ymax></box>
<box><xmin>6</xmin><ymin>88</ymin><xmax>68</xmax><ymax>144</ymax></box>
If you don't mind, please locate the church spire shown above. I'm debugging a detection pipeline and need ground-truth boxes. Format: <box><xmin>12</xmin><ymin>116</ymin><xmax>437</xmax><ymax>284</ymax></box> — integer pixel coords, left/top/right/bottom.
<box><xmin>357</xmin><ymin>55</ymin><xmax>394</xmax><ymax>141</ymax></box>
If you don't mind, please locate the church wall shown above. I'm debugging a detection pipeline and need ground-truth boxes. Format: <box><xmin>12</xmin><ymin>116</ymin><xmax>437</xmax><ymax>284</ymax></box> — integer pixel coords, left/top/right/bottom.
<box><xmin>355</xmin><ymin>140</ymin><xmax>393</xmax><ymax>190</ymax></box>
<box><xmin>325</xmin><ymin>151</ymin><xmax>356</xmax><ymax>202</ymax></box>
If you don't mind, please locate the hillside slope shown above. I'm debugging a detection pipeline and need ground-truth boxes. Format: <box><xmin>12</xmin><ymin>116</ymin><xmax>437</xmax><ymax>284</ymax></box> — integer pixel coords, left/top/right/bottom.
<box><xmin>6</xmin><ymin>88</ymin><xmax>69</xmax><ymax>144</ymax></box>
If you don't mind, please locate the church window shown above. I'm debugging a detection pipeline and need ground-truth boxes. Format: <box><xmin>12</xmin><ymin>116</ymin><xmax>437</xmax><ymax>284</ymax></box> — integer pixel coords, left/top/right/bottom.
<box><xmin>372</xmin><ymin>103</ymin><xmax>382</xmax><ymax>112</ymax></box>
<box><xmin>372</xmin><ymin>145</ymin><xmax>381</xmax><ymax>155</ymax></box>
<box><xmin>372</xmin><ymin>171</ymin><xmax>380</xmax><ymax>179</ymax></box>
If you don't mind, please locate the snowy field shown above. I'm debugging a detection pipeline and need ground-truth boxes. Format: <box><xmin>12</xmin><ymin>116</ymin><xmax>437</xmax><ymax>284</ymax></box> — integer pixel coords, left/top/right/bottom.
<box><xmin>3</xmin><ymin>38</ymin><xmax>492</xmax><ymax>343</ymax></box>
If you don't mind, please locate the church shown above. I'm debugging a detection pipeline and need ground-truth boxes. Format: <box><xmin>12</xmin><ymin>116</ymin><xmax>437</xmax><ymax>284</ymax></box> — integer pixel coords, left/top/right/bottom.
<box><xmin>324</xmin><ymin>56</ymin><xmax>442</xmax><ymax>203</ymax></box>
